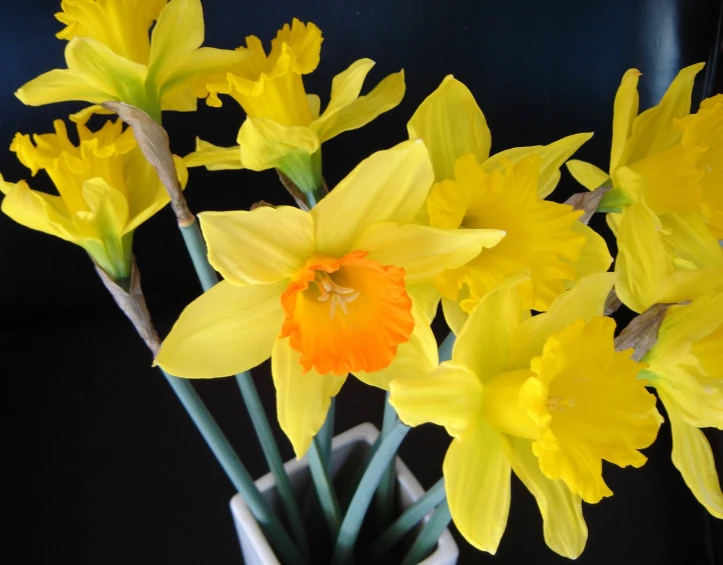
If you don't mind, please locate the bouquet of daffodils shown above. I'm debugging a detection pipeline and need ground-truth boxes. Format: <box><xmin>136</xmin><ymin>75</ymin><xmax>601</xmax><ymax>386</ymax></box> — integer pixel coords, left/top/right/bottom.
<box><xmin>3</xmin><ymin>1</ymin><xmax>721</xmax><ymax>564</ymax></box>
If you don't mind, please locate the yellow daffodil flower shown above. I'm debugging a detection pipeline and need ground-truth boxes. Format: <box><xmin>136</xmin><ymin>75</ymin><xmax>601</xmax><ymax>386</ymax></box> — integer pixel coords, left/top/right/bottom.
<box><xmin>566</xmin><ymin>63</ymin><xmax>722</xmax><ymax>238</ymax></box>
<box><xmin>613</xmin><ymin>204</ymin><xmax>723</xmax><ymax>518</ymax></box>
<box><xmin>0</xmin><ymin>117</ymin><xmax>188</xmax><ymax>280</ymax></box>
<box><xmin>155</xmin><ymin>141</ymin><xmax>505</xmax><ymax>458</ymax></box>
<box><xmin>185</xmin><ymin>19</ymin><xmax>405</xmax><ymax>201</ymax></box>
<box><xmin>390</xmin><ymin>273</ymin><xmax>661</xmax><ymax>558</ymax></box>
<box><xmin>406</xmin><ymin>76</ymin><xmax>610</xmax><ymax>329</ymax></box>
<box><xmin>15</xmin><ymin>0</ymin><xmax>248</xmax><ymax>122</ymax></box>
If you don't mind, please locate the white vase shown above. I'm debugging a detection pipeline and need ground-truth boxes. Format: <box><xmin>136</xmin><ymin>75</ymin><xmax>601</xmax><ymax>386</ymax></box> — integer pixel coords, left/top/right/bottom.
<box><xmin>230</xmin><ymin>423</ymin><xmax>458</xmax><ymax>565</ymax></box>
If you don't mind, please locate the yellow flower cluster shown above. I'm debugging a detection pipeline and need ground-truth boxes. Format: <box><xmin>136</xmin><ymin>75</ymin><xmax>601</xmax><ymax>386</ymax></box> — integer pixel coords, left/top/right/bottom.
<box><xmin>2</xmin><ymin>0</ymin><xmax>720</xmax><ymax>560</ymax></box>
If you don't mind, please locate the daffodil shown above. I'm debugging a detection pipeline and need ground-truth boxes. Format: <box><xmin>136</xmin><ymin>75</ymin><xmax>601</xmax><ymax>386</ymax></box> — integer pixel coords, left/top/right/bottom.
<box><xmin>155</xmin><ymin>141</ymin><xmax>505</xmax><ymax>457</ymax></box>
<box><xmin>185</xmin><ymin>19</ymin><xmax>405</xmax><ymax>202</ymax></box>
<box><xmin>1</xmin><ymin>116</ymin><xmax>188</xmax><ymax>280</ymax></box>
<box><xmin>566</xmin><ymin>63</ymin><xmax>722</xmax><ymax>238</ymax></box>
<box><xmin>15</xmin><ymin>0</ymin><xmax>248</xmax><ymax>122</ymax></box>
<box><xmin>390</xmin><ymin>273</ymin><xmax>661</xmax><ymax>558</ymax></box>
<box><xmin>612</xmin><ymin>203</ymin><xmax>723</xmax><ymax>518</ymax></box>
<box><xmin>406</xmin><ymin>76</ymin><xmax>610</xmax><ymax>329</ymax></box>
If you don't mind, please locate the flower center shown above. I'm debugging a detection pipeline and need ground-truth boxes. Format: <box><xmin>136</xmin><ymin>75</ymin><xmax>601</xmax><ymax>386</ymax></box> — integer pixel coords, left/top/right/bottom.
<box><xmin>280</xmin><ymin>251</ymin><xmax>414</xmax><ymax>375</ymax></box>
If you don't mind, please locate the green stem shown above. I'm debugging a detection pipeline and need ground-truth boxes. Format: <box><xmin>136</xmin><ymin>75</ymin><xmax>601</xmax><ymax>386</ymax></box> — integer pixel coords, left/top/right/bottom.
<box><xmin>332</xmin><ymin>422</ymin><xmax>410</xmax><ymax>565</ymax></box>
<box><xmin>235</xmin><ymin>373</ymin><xmax>311</xmax><ymax>559</ymax></box>
<box><xmin>180</xmin><ymin>220</ymin><xmax>219</xmax><ymax>292</ymax></box>
<box><xmin>400</xmin><ymin>499</ymin><xmax>451</xmax><ymax>565</ymax></box>
<box><xmin>308</xmin><ymin>436</ymin><xmax>342</xmax><ymax>538</ymax></box>
<box><xmin>178</xmin><ymin>215</ymin><xmax>310</xmax><ymax>557</ymax></box>
<box><xmin>438</xmin><ymin>331</ymin><xmax>456</xmax><ymax>362</ymax></box>
<box><xmin>316</xmin><ymin>397</ymin><xmax>335</xmax><ymax>470</ymax></box>
<box><xmin>160</xmin><ymin>369</ymin><xmax>305</xmax><ymax>565</ymax></box>
<box><xmin>374</xmin><ymin>393</ymin><xmax>398</xmax><ymax>533</ymax></box>
<box><xmin>340</xmin><ymin>434</ymin><xmax>381</xmax><ymax>510</ymax></box>
<box><xmin>365</xmin><ymin>479</ymin><xmax>446</xmax><ymax>563</ymax></box>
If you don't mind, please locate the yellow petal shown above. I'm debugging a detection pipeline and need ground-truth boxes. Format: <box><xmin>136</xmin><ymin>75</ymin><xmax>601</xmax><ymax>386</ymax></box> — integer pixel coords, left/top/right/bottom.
<box><xmin>483</xmin><ymin>132</ymin><xmax>593</xmax><ymax>199</ymax></box>
<box><xmin>148</xmin><ymin>0</ymin><xmax>204</xmax><ymax>85</ymax></box>
<box><xmin>453</xmin><ymin>275</ymin><xmax>528</xmax><ymax>381</ymax></box>
<box><xmin>442</xmin><ymin>297</ymin><xmax>468</xmax><ymax>336</ymax></box>
<box><xmin>509</xmin><ymin>272</ymin><xmax>615</xmax><ymax>369</ymax></box>
<box><xmin>615</xmin><ymin>204</ymin><xmax>674</xmax><ymax>313</ymax></box>
<box><xmin>355</xmin><ymin>222</ymin><xmax>505</xmax><ymax>285</ymax></box>
<box><xmin>501</xmin><ymin>435</ymin><xmax>587</xmax><ymax>558</ymax></box>
<box><xmin>659</xmin><ymin>212</ymin><xmax>723</xmax><ymax>270</ymax></box>
<box><xmin>611</xmin><ymin>68</ymin><xmax>641</xmax><ymax>171</ymax></box>
<box><xmin>185</xmin><ymin>138</ymin><xmax>243</xmax><ymax>170</ymax></box>
<box><xmin>623</xmin><ymin>63</ymin><xmax>704</xmax><ymax>166</ymax></box>
<box><xmin>321</xmin><ymin>59</ymin><xmax>376</xmax><ymax>115</ymax></box>
<box><xmin>270</xmin><ymin>19</ymin><xmax>323</xmax><ymax>75</ymax></box>
<box><xmin>0</xmin><ymin>177</ymin><xmax>75</xmax><ymax>242</ymax></box>
<box><xmin>199</xmin><ymin>206</ymin><xmax>314</xmax><ymax>285</ymax></box>
<box><xmin>406</xmin><ymin>283</ymin><xmax>440</xmax><ymax>324</ymax></box>
<box><xmin>155</xmin><ymin>280</ymin><xmax>286</xmax><ymax>378</ymax></box>
<box><xmin>271</xmin><ymin>337</ymin><xmax>346</xmax><ymax>459</ymax></box>
<box><xmin>390</xmin><ymin>361</ymin><xmax>482</xmax><ymax>437</ymax></box>
<box><xmin>123</xmin><ymin>148</ymin><xmax>174</xmax><ymax>233</ymax></box>
<box><xmin>407</xmin><ymin>76</ymin><xmax>491</xmax><ymax>182</ymax></box>
<box><xmin>662</xmin><ymin>393</ymin><xmax>723</xmax><ymax>518</ymax></box>
<box><xmin>237</xmin><ymin>117</ymin><xmax>319</xmax><ymax>170</ymax></box>
<box><xmin>163</xmin><ymin>47</ymin><xmax>250</xmax><ymax>102</ymax></box>
<box><xmin>355</xmin><ymin>299</ymin><xmax>438</xmax><ymax>390</ymax></box>
<box><xmin>567</xmin><ymin>221</ymin><xmax>612</xmax><ymax>279</ymax></box>
<box><xmin>654</xmin><ymin>267</ymin><xmax>723</xmax><ymax>304</ymax></box>
<box><xmin>15</xmin><ymin>69</ymin><xmax>113</xmax><ymax>107</ymax></box>
<box><xmin>65</xmin><ymin>37</ymin><xmax>148</xmax><ymax>106</ymax></box>
<box><xmin>312</xmin><ymin>140</ymin><xmax>433</xmax><ymax>257</ymax></box>
<box><xmin>313</xmin><ymin>66</ymin><xmax>405</xmax><ymax>142</ymax></box>
<box><xmin>444</xmin><ymin>419</ymin><xmax>511</xmax><ymax>554</ymax></box>
<box><xmin>565</xmin><ymin>159</ymin><xmax>609</xmax><ymax>190</ymax></box>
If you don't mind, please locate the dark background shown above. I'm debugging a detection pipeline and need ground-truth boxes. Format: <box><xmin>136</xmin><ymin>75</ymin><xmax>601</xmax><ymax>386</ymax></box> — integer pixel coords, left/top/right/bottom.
<box><xmin>1</xmin><ymin>0</ymin><xmax>722</xmax><ymax>563</ymax></box>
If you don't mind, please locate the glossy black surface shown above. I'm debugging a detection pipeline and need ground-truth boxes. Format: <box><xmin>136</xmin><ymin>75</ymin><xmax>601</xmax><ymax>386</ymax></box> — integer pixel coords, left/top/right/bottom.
<box><xmin>1</xmin><ymin>1</ymin><xmax>721</xmax><ymax>563</ymax></box>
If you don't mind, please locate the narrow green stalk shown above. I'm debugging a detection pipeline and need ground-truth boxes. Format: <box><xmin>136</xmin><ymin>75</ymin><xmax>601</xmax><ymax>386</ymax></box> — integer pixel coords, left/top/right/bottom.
<box><xmin>365</xmin><ymin>479</ymin><xmax>446</xmax><ymax>563</ymax></box>
<box><xmin>180</xmin><ymin>220</ymin><xmax>219</xmax><ymax>292</ymax></box>
<box><xmin>374</xmin><ymin>393</ymin><xmax>398</xmax><ymax>533</ymax></box>
<box><xmin>400</xmin><ymin>499</ymin><xmax>451</xmax><ymax>565</ymax></box>
<box><xmin>331</xmin><ymin>422</ymin><xmax>410</xmax><ymax>565</ymax></box>
<box><xmin>340</xmin><ymin>434</ymin><xmax>381</xmax><ymax>510</ymax></box>
<box><xmin>438</xmin><ymin>331</ymin><xmax>456</xmax><ymax>362</ymax></box>
<box><xmin>179</xmin><ymin>215</ymin><xmax>310</xmax><ymax>557</ymax></box>
<box><xmin>308</xmin><ymin>436</ymin><xmax>342</xmax><ymax>538</ymax></box>
<box><xmin>161</xmin><ymin>369</ymin><xmax>305</xmax><ymax>565</ymax></box>
<box><xmin>316</xmin><ymin>397</ymin><xmax>336</xmax><ymax>470</ymax></box>
<box><xmin>236</xmin><ymin>373</ymin><xmax>311</xmax><ymax>559</ymax></box>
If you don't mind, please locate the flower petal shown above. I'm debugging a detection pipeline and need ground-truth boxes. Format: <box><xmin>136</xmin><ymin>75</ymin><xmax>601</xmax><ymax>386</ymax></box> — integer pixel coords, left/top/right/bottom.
<box><xmin>355</xmin><ymin>222</ymin><xmax>505</xmax><ymax>284</ymax></box>
<box><xmin>623</xmin><ymin>63</ymin><xmax>705</xmax><ymax>166</ymax></box>
<box><xmin>611</xmin><ymin>68</ymin><xmax>641</xmax><ymax>171</ymax></box>
<box><xmin>185</xmin><ymin>138</ymin><xmax>243</xmax><ymax>170</ymax></box>
<box><xmin>483</xmin><ymin>132</ymin><xmax>592</xmax><ymax>199</ymax></box>
<box><xmin>155</xmin><ymin>280</ymin><xmax>286</xmax><ymax>378</ymax></box>
<box><xmin>0</xmin><ymin>177</ymin><xmax>75</xmax><ymax>241</ymax></box>
<box><xmin>312</xmin><ymin>140</ymin><xmax>433</xmax><ymax>257</ymax></box>
<box><xmin>314</xmin><ymin>65</ymin><xmax>405</xmax><ymax>142</ymax></box>
<box><xmin>453</xmin><ymin>275</ymin><xmax>529</xmax><ymax>381</ymax></box>
<box><xmin>237</xmin><ymin>117</ymin><xmax>320</xmax><ymax>171</ymax></box>
<box><xmin>271</xmin><ymin>337</ymin><xmax>346</xmax><ymax>458</ymax></box>
<box><xmin>501</xmin><ymin>435</ymin><xmax>587</xmax><ymax>559</ymax></box>
<box><xmin>407</xmin><ymin>75</ymin><xmax>491</xmax><ymax>181</ymax></box>
<box><xmin>15</xmin><ymin>69</ymin><xmax>113</xmax><ymax>107</ymax></box>
<box><xmin>354</xmin><ymin>298</ymin><xmax>438</xmax><ymax>390</ymax></box>
<box><xmin>662</xmin><ymin>393</ymin><xmax>723</xmax><ymax>518</ymax></box>
<box><xmin>389</xmin><ymin>361</ymin><xmax>482</xmax><ymax>437</ymax></box>
<box><xmin>444</xmin><ymin>419</ymin><xmax>511</xmax><ymax>554</ymax></box>
<box><xmin>567</xmin><ymin>221</ymin><xmax>612</xmax><ymax>278</ymax></box>
<box><xmin>199</xmin><ymin>206</ymin><xmax>314</xmax><ymax>285</ymax></box>
<box><xmin>65</xmin><ymin>37</ymin><xmax>148</xmax><ymax>105</ymax></box>
<box><xmin>509</xmin><ymin>272</ymin><xmax>615</xmax><ymax>369</ymax></box>
<box><xmin>565</xmin><ymin>159</ymin><xmax>609</xmax><ymax>190</ymax></box>
<box><xmin>442</xmin><ymin>297</ymin><xmax>468</xmax><ymax>336</ymax></box>
<box><xmin>162</xmin><ymin>47</ymin><xmax>250</xmax><ymax>100</ymax></box>
<box><xmin>615</xmin><ymin>204</ymin><xmax>674</xmax><ymax>313</ymax></box>
<box><xmin>148</xmin><ymin>0</ymin><xmax>204</xmax><ymax>84</ymax></box>
<box><xmin>406</xmin><ymin>283</ymin><xmax>440</xmax><ymax>324</ymax></box>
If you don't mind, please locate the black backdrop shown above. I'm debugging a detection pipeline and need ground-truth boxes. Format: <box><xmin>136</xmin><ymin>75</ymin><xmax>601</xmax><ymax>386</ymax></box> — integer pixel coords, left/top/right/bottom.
<box><xmin>1</xmin><ymin>1</ymin><xmax>722</xmax><ymax>563</ymax></box>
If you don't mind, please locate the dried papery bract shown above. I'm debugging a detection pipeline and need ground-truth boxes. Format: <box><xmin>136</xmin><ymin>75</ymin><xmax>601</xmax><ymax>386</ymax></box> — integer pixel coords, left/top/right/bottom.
<box><xmin>614</xmin><ymin>302</ymin><xmax>678</xmax><ymax>361</ymax></box>
<box><xmin>102</xmin><ymin>101</ymin><xmax>193</xmax><ymax>226</ymax></box>
<box><xmin>564</xmin><ymin>180</ymin><xmax>612</xmax><ymax>225</ymax></box>
<box><xmin>95</xmin><ymin>256</ymin><xmax>161</xmax><ymax>356</ymax></box>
